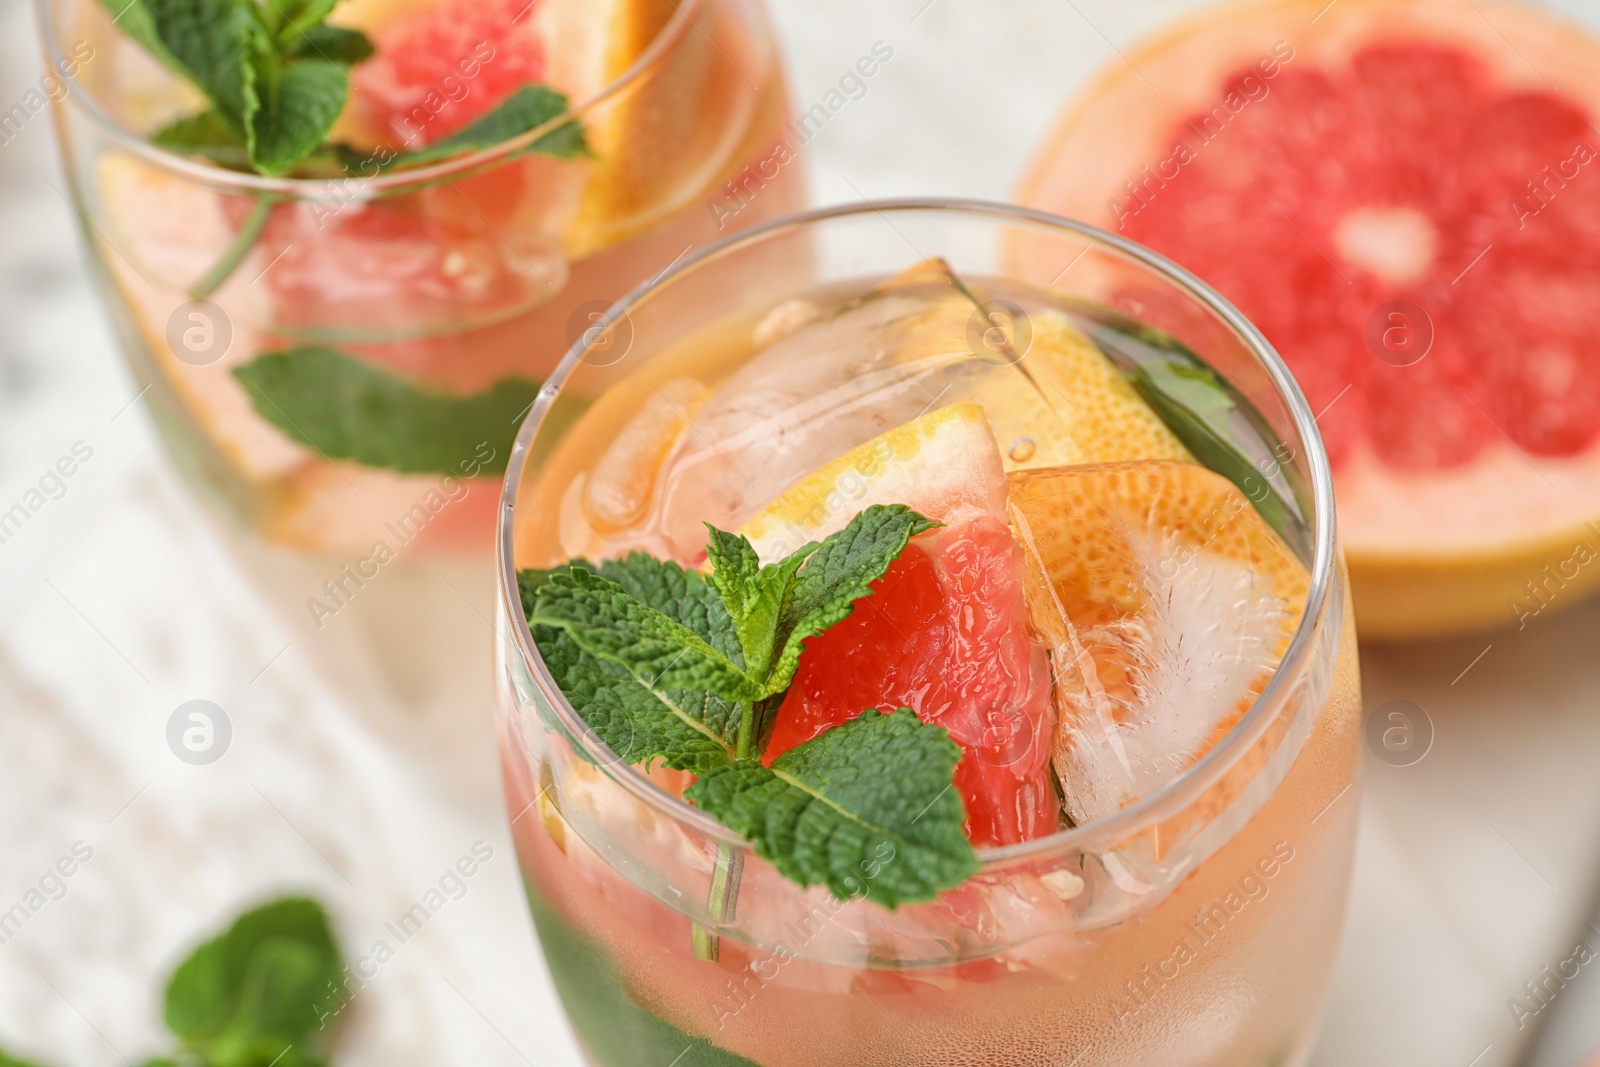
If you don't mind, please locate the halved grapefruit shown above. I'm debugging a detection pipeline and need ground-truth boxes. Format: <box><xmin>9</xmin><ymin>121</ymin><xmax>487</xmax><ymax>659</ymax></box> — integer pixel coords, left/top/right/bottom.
<box><xmin>1015</xmin><ymin>0</ymin><xmax>1600</xmax><ymax>638</ymax></box>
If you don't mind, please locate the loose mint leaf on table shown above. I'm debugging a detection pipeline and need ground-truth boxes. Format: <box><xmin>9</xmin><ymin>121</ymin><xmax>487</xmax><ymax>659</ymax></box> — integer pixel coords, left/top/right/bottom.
<box><xmin>686</xmin><ymin>709</ymin><xmax>978</xmax><ymax>908</ymax></box>
<box><xmin>165</xmin><ymin>897</ymin><xmax>344</xmax><ymax>1065</ymax></box>
<box><xmin>518</xmin><ymin>505</ymin><xmax>980</xmax><ymax>906</ymax></box>
<box><xmin>234</xmin><ymin>347</ymin><xmax>539</xmax><ymax>475</ymax></box>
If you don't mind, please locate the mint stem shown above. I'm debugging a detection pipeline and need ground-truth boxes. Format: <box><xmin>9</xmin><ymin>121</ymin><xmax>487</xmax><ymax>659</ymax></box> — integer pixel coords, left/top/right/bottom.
<box><xmin>191</xmin><ymin>196</ymin><xmax>276</xmax><ymax>299</ymax></box>
<box><xmin>692</xmin><ymin>848</ymin><xmax>745</xmax><ymax>962</ymax></box>
<box><xmin>694</xmin><ymin>700</ymin><xmax>755</xmax><ymax>961</ymax></box>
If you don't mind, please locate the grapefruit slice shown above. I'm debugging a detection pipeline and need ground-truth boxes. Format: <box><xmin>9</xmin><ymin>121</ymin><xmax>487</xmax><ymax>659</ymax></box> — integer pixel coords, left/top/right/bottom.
<box><xmin>1006</xmin><ymin>460</ymin><xmax>1309</xmax><ymax>834</ymax></box>
<box><xmin>746</xmin><ymin>405</ymin><xmax>1059</xmax><ymax>848</ymax></box>
<box><xmin>737</xmin><ymin>401</ymin><xmax>1008</xmax><ymax>561</ymax></box>
<box><xmin>343</xmin><ymin>0</ymin><xmax>549</xmax><ymax>147</ymax></box>
<box><xmin>338</xmin><ymin>0</ymin><xmax>726</xmax><ymax>260</ymax></box>
<box><xmin>1016</xmin><ymin>0</ymin><xmax>1600</xmax><ymax>638</ymax></box>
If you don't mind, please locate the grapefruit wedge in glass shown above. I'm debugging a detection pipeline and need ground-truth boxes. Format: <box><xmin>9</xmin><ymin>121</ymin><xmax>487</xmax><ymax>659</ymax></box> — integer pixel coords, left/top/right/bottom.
<box><xmin>1016</xmin><ymin>0</ymin><xmax>1600</xmax><ymax>638</ymax></box>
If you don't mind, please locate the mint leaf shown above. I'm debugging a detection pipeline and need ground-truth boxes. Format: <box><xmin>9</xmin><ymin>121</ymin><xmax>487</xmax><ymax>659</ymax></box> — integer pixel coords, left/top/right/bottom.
<box><xmin>135</xmin><ymin>0</ymin><xmax>264</xmax><ymax>132</ymax></box>
<box><xmin>98</xmin><ymin>0</ymin><xmax>179</xmax><ymax>70</ymax></box>
<box><xmin>390</xmin><ymin>85</ymin><xmax>589</xmax><ymax>169</ymax></box>
<box><xmin>234</xmin><ymin>347</ymin><xmax>537</xmax><ymax>475</ymax></box>
<box><xmin>247</xmin><ymin>57</ymin><xmax>348</xmax><ymax>174</ymax></box>
<box><xmin>526</xmin><ymin>563</ymin><xmax>758</xmax><ymax>771</ymax></box>
<box><xmin>703</xmin><ymin>526</ymin><xmax>805</xmax><ymax>685</ymax></box>
<box><xmin>202</xmin><ymin>939</ymin><xmax>338</xmax><ymax>1067</ymax></box>
<box><xmin>152</xmin><ymin>108</ymin><xmax>247</xmax><ymax>164</ymax></box>
<box><xmin>0</xmin><ymin>1048</ymin><xmax>55</xmax><ymax>1067</ymax></box>
<box><xmin>524</xmin><ymin>556</ymin><xmax>748</xmax><ymax>772</ymax></box>
<box><xmin>270</xmin><ymin>0</ymin><xmax>338</xmax><ymax>42</ymax></box>
<box><xmin>533</xmin><ymin>628</ymin><xmax>736</xmax><ymax>775</ymax></box>
<box><xmin>165</xmin><ymin>897</ymin><xmax>344</xmax><ymax>1062</ymax></box>
<box><xmin>686</xmin><ymin>709</ymin><xmax>978</xmax><ymax>907</ymax></box>
<box><xmin>590</xmin><ymin>554</ymin><xmax>742</xmax><ymax>663</ymax></box>
<box><xmin>1084</xmin><ymin>314</ymin><xmax>1313</xmax><ymax>559</ymax></box>
<box><xmin>767</xmin><ymin>505</ymin><xmax>938</xmax><ymax>692</ymax></box>
<box><xmin>287</xmin><ymin>23</ymin><xmax>372</xmax><ymax>63</ymax></box>
<box><xmin>530</xmin><ymin>568</ymin><xmax>762</xmax><ymax>705</ymax></box>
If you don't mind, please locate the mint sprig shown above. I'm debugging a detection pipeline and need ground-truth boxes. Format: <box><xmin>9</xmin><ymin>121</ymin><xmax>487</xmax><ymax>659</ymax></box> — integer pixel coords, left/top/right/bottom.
<box><xmin>103</xmin><ymin>0</ymin><xmax>367</xmax><ymax>177</ymax></box>
<box><xmin>102</xmin><ymin>0</ymin><xmax>590</xmax><ymax>297</ymax></box>
<box><xmin>520</xmin><ymin>505</ymin><xmax>980</xmax><ymax>921</ymax></box>
<box><xmin>0</xmin><ymin>896</ymin><xmax>347</xmax><ymax>1067</ymax></box>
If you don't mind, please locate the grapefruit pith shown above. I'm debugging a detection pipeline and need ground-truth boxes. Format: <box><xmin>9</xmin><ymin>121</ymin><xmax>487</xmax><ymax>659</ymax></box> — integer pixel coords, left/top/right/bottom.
<box><xmin>1016</xmin><ymin>0</ymin><xmax>1600</xmax><ymax>638</ymax></box>
<box><xmin>1007</xmin><ymin>460</ymin><xmax>1309</xmax><ymax>839</ymax></box>
<box><xmin>740</xmin><ymin>405</ymin><xmax>1059</xmax><ymax>848</ymax></box>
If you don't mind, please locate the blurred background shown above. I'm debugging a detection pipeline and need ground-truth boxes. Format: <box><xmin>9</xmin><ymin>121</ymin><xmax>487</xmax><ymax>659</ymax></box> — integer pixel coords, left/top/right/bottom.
<box><xmin>5</xmin><ymin>0</ymin><xmax>1600</xmax><ymax>1064</ymax></box>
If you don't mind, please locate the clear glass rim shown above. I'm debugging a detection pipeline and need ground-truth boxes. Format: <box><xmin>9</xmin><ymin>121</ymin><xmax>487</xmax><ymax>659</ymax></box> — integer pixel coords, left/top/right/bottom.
<box><xmin>496</xmin><ymin>197</ymin><xmax>1340</xmax><ymax>867</ymax></box>
<box><xmin>35</xmin><ymin>0</ymin><xmax>709</xmax><ymax>196</ymax></box>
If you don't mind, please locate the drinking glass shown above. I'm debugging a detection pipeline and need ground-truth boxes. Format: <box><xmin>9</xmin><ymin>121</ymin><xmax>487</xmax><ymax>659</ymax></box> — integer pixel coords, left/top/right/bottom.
<box><xmin>38</xmin><ymin>0</ymin><xmax>803</xmax><ymax>557</ymax></box>
<box><xmin>501</xmin><ymin>198</ymin><xmax>1361</xmax><ymax>1067</ymax></box>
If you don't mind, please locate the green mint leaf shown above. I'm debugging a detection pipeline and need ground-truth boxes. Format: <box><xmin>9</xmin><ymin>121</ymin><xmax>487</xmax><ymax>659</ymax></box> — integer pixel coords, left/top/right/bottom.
<box><xmin>202</xmin><ymin>939</ymin><xmax>336</xmax><ymax>1067</ymax></box>
<box><xmin>531</xmin><ymin>627</ymin><xmax>735</xmax><ymax>775</ymax></box>
<box><xmin>589</xmin><ymin>556</ymin><xmax>790</xmax><ymax>749</ymax></box>
<box><xmin>165</xmin><ymin>897</ymin><xmax>344</xmax><ymax>1058</ymax></box>
<box><xmin>0</xmin><ymin>1048</ymin><xmax>56</xmax><ymax>1067</ymax></box>
<box><xmin>390</xmin><ymin>85</ymin><xmax>590</xmax><ymax>169</ymax></box>
<box><xmin>233</xmin><ymin>347</ymin><xmax>537</xmax><ymax>475</ymax></box>
<box><xmin>703</xmin><ymin>526</ymin><xmax>808</xmax><ymax>683</ymax></box>
<box><xmin>588</xmin><ymin>554</ymin><xmax>742</xmax><ymax>663</ymax></box>
<box><xmin>524</xmin><ymin>565</ymin><xmax>761</xmax><ymax>771</ymax></box>
<box><xmin>522</xmin><ymin>555</ymin><xmax>751</xmax><ymax>766</ymax></box>
<box><xmin>530</xmin><ymin>568</ymin><xmax>761</xmax><ymax>705</ymax></box>
<box><xmin>133</xmin><ymin>0</ymin><xmax>264</xmax><ymax>133</ymax></box>
<box><xmin>286</xmin><ymin>23</ymin><xmax>373</xmax><ymax>63</ymax></box>
<box><xmin>271</xmin><ymin>0</ymin><xmax>338</xmax><ymax>42</ymax></box>
<box><xmin>97</xmin><ymin>0</ymin><xmax>178</xmax><ymax>70</ymax></box>
<box><xmin>1085</xmin><ymin>314</ymin><xmax>1313</xmax><ymax>560</ymax></box>
<box><xmin>247</xmin><ymin>57</ymin><xmax>348</xmax><ymax>175</ymax></box>
<box><xmin>766</xmin><ymin>505</ymin><xmax>938</xmax><ymax>694</ymax></box>
<box><xmin>153</xmin><ymin>108</ymin><xmax>249</xmax><ymax>165</ymax></box>
<box><xmin>686</xmin><ymin>709</ymin><xmax>978</xmax><ymax>907</ymax></box>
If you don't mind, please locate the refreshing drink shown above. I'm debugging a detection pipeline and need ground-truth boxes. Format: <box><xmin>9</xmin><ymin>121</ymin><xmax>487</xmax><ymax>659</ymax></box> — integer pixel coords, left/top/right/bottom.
<box><xmin>496</xmin><ymin>202</ymin><xmax>1361</xmax><ymax>1066</ymax></box>
<box><xmin>41</xmin><ymin>0</ymin><xmax>802</xmax><ymax>555</ymax></box>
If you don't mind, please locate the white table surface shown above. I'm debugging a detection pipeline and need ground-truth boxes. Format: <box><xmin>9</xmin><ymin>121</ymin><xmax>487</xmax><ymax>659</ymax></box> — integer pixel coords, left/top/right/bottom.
<box><xmin>5</xmin><ymin>1</ymin><xmax>1600</xmax><ymax>1065</ymax></box>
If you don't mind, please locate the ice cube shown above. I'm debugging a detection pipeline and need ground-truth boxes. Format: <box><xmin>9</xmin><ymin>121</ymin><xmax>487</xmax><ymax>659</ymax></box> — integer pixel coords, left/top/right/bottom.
<box><xmin>1007</xmin><ymin>462</ymin><xmax>1305</xmax><ymax>828</ymax></box>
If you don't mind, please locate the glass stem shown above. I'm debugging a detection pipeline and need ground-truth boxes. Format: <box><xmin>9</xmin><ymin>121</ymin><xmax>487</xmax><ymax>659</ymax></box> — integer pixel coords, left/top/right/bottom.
<box><xmin>692</xmin><ymin>700</ymin><xmax>755</xmax><ymax>962</ymax></box>
<box><xmin>191</xmin><ymin>196</ymin><xmax>276</xmax><ymax>299</ymax></box>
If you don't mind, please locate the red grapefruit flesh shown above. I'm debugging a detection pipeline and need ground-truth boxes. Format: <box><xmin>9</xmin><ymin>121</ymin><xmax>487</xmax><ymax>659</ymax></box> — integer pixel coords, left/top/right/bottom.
<box><xmin>765</xmin><ymin>515</ymin><xmax>1057</xmax><ymax>849</ymax></box>
<box><xmin>350</xmin><ymin>0</ymin><xmax>548</xmax><ymax>147</ymax></box>
<box><xmin>1016</xmin><ymin>0</ymin><xmax>1600</xmax><ymax>638</ymax></box>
